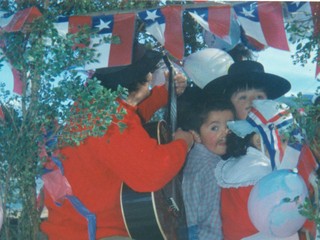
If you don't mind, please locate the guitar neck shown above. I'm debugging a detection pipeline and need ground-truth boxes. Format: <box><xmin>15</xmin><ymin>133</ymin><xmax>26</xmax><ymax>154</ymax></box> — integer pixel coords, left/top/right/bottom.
<box><xmin>163</xmin><ymin>55</ymin><xmax>177</xmax><ymax>136</ymax></box>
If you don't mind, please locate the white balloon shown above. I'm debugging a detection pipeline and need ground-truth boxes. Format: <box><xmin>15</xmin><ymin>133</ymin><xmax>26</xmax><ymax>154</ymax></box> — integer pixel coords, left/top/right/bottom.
<box><xmin>183</xmin><ymin>48</ymin><xmax>234</xmax><ymax>89</ymax></box>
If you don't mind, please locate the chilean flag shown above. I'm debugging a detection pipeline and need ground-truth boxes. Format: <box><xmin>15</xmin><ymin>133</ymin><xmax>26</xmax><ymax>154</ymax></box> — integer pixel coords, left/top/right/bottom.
<box><xmin>187</xmin><ymin>5</ymin><xmax>233</xmax><ymax>42</ymax></box>
<box><xmin>0</xmin><ymin>7</ymin><xmax>39</xmax><ymax>96</ymax></box>
<box><xmin>285</xmin><ymin>2</ymin><xmax>320</xmax><ymax>36</ymax></box>
<box><xmin>138</xmin><ymin>6</ymin><xmax>184</xmax><ymax>60</ymax></box>
<box><xmin>234</xmin><ymin>1</ymin><xmax>290</xmax><ymax>51</ymax></box>
<box><xmin>248</xmin><ymin>106</ymin><xmax>293</xmax><ymax>170</ymax></box>
<box><xmin>279</xmin><ymin>128</ymin><xmax>319</xmax><ymax>186</ymax></box>
<box><xmin>55</xmin><ymin>13</ymin><xmax>136</xmax><ymax>70</ymax></box>
<box><xmin>3</xmin><ymin>6</ymin><xmax>42</xmax><ymax>32</ymax></box>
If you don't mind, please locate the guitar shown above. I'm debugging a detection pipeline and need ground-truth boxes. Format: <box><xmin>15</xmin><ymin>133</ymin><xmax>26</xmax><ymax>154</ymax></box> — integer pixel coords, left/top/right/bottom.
<box><xmin>120</xmin><ymin>55</ymin><xmax>188</xmax><ymax>240</ymax></box>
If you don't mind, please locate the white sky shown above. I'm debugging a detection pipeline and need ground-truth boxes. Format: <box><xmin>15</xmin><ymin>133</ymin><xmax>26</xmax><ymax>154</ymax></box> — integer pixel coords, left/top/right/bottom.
<box><xmin>0</xmin><ymin>61</ymin><xmax>14</xmax><ymax>93</ymax></box>
<box><xmin>256</xmin><ymin>46</ymin><xmax>319</xmax><ymax>97</ymax></box>
<box><xmin>1</xmin><ymin>45</ymin><xmax>319</xmax><ymax>98</ymax></box>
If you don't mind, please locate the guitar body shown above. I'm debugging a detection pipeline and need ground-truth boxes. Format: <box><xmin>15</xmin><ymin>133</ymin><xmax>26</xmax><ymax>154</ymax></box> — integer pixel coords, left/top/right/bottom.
<box><xmin>120</xmin><ymin>121</ymin><xmax>188</xmax><ymax>240</ymax></box>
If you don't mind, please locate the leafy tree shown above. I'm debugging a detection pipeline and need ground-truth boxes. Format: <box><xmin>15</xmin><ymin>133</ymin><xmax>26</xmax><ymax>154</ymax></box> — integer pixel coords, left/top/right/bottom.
<box><xmin>285</xmin><ymin>6</ymin><xmax>320</xmax><ymax>233</ymax></box>
<box><xmin>0</xmin><ymin>1</ymin><xmax>137</xmax><ymax>239</ymax></box>
<box><xmin>0</xmin><ymin>0</ymin><xmax>319</xmax><ymax>239</ymax></box>
<box><xmin>0</xmin><ymin>0</ymin><xmax>205</xmax><ymax>239</ymax></box>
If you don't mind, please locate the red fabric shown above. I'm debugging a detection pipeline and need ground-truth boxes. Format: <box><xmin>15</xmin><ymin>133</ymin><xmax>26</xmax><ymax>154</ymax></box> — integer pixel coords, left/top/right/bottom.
<box><xmin>221</xmin><ymin>144</ymin><xmax>318</xmax><ymax>240</ymax></box>
<box><xmin>161</xmin><ymin>6</ymin><xmax>184</xmax><ymax>60</ymax></box>
<box><xmin>258</xmin><ymin>2</ymin><xmax>290</xmax><ymax>51</ymax></box>
<box><xmin>41</xmin><ymin>86</ymin><xmax>187</xmax><ymax>239</ymax></box>
<box><xmin>4</xmin><ymin>6</ymin><xmax>42</xmax><ymax>32</ymax></box>
<box><xmin>297</xmin><ymin>145</ymin><xmax>319</xmax><ymax>193</ymax></box>
<box><xmin>221</xmin><ymin>186</ymin><xmax>258</xmax><ymax>240</ymax></box>
<box><xmin>0</xmin><ymin>106</ymin><xmax>4</xmax><ymax>120</ymax></box>
<box><xmin>297</xmin><ymin>145</ymin><xmax>319</xmax><ymax>238</ymax></box>
<box><xmin>137</xmin><ymin>85</ymin><xmax>168</xmax><ymax>123</ymax></box>
<box><xmin>208</xmin><ymin>5</ymin><xmax>231</xmax><ymax>39</ymax></box>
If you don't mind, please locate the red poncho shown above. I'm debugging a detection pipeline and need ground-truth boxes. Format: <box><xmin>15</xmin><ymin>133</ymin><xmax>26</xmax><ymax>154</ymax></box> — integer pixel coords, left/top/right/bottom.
<box><xmin>41</xmin><ymin>86</ymin><xmax>188</xmax><ymax>239</ymax></box>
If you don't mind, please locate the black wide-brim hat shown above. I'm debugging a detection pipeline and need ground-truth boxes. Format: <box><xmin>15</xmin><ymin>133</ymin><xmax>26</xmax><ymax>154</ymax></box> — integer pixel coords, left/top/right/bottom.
<box><xmin>92</xmin><ymin>43</ymin><xmax>163</xmax><ymax>91</ymax></box>
<box><xmin>203</xmin><ymin>60</ymin><xmax>291</xmax><ymax>100</ymax></box>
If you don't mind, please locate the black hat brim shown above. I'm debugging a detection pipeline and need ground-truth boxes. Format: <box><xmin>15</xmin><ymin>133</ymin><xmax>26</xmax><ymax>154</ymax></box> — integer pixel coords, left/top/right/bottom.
<box><xmin>204</xmin><ymin>72</ymin><xmax>291</xmax><ymax>100</ymax></box>
<box><xmin>93</xmin><ymin>49</ymin><xmax>163</xmax><ymax>90</ymax></box>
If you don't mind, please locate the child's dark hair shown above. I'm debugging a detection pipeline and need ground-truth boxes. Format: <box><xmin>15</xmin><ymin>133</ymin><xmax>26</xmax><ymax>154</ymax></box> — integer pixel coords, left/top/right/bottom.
<box><xmin>225</xmin><ymin>82</ymin><xmax>268</xmax><ymax>100</ymax></box>
<box><xmin>224</xmin><ymin>132</ymin><xmax>256</xmax><ymax>159</ymax></box>
<box><xmin>180</xmin><ymin>99</ymin><xmax>235</xmax><ymax>133</ymax></box>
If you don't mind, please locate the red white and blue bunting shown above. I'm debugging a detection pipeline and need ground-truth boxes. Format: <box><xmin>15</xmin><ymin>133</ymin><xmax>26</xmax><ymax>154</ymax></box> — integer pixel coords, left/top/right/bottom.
<box><xmin>0</xmin><ymin>1</ymin><xmax>319</xmax><ymax>96</ymax></box>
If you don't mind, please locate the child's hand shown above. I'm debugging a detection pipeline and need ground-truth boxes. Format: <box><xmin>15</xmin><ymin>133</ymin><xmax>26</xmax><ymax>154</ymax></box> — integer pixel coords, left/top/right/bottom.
<box><xmin>164</xmin><ymin>71</ymin><xmax>187</xmax><ymax>96</ymax></box>
<box><xmin>173</xmin><ymin>128</ymin><xmax>194</xmax><ymax>152</ymax></box>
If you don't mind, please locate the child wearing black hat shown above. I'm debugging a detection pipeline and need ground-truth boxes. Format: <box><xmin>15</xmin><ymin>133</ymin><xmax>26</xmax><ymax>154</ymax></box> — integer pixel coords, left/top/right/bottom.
<box><xmin>203</xmin><ymin>60</ymin><xmax>291</xmax><ymax>119</ymax></box>
<box><xmin>203</xmin><ymin>61</ymin><xmax>318</xmax><ymax>239</ymax></box>
<box><xmin>215</xmin><ymin>99</ymin><xmax>315</xmax><ymax>240</ymax></box>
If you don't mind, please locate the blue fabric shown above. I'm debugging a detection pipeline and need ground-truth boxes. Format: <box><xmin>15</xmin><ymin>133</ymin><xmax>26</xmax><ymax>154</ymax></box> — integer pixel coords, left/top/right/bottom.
<box><xmin>247</xmin><ymin>118</ymin><xmax>276</xmax><ymax>170</ymax></box>
<box><xmin>182</xmin><ymin>143</ymin><xmax>223</xmax><ymax>240</ymax></box>
<box><xmin>188</xmin><ymin>225</ymin><xmax>199</xmax><ymax>240</ymax></box>
<box><xmin>51</xmin><ymin>156</ymin><xmax>64</xmax><ymax>175</ymax></box>
<box><xmin>42</xmin><ymin>149</ymin><xmax>97</xmax><ymax>240</ymax></box>
<box><xmin>66</xmin><ymin>195</ymin><xmax>96</xmax><ymax>240</ymax></box>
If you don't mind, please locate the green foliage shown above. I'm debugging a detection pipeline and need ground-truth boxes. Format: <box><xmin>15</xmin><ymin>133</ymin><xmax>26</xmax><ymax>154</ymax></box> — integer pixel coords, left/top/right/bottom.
<box><xmin>290</xmin><ymin>94</ymin><xmax>320</xmax><ymax>235</ymax></box>
<box><xmin>0</xmin><ymin>2</ymin><xmax>133</xmax><ymax>239</ymax></box>
<box><xmin>286</xmin><ymin>9</ymin><xmax>320</xmax><ymax>69</ymax></box>
<box><xmin>1</xmin><ymin>1</ymin><xmax>203</xmax><ymax>238</ymax></box>
<box><xmin>286</xmin><ymin>10</ymin><xmax>320</xmax><ymax>234</ymax></box>
<box><xmin>291</xmin><ymin>93</ymin><xmax>320</xmax><ymax>158</ymax></box>
<box><xmin>2</xmin><ymin>0</ymin><xmax>318</xmax><ymax>239</ymax></box>
<box><xmin>299</xmin><ymin>196</ymin><xmax>320</xmax><ymax>233</ymax></box>
<box><xmin>0</xmin><ymin>1</ymin><xmax>209</xmax><ymax>238</ymax></box>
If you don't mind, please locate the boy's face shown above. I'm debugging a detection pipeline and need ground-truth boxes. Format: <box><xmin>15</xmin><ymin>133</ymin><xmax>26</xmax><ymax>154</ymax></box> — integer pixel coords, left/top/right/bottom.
<box><xmin>198</xmin><ymin>110</ymin><xmax>234</xmax><ymax>156</ymax></box>
<box><xmin>231</xmin><ymin>89</ymin><xmax>267</xmax><ymax>119</ymax></box>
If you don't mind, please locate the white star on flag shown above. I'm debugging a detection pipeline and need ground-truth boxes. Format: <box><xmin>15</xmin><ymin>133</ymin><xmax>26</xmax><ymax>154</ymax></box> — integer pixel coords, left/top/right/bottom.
<box><xmin>189</xmin><ymin>11</ymin><xmax>207</xmax><ymax>27</ymax></box>
<box><xmin>138</xmin><ymin>6</ymin><xmax>184</xmax><ymax>59</ymax></box>
<box><xmin>145</xmin><ymin>10</ymin><xmax>160</xmax><ymax>22</ymax></box>
<box><xmin>97</xmin><ymin>19</ymin><xmax>111</xmax><ymax>32</ymax></box>
<box><xmin>241</xmin><ymin>7</ymin><xmax>255</xmax><ymax>18</ymax></box>
<box><xmin>234</xmin><ymin>2</ymin><xmax>289</xmax><ymax>51</ymax></box>
<box><xmin>294</xmin><ymin>133</ymin><xmax>304</xmax><ymax>143</ymax></box>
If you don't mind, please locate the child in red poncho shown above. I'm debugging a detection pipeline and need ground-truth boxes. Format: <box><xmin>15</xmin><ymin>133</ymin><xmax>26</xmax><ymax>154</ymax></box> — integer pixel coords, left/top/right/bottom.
<box><xmin>40</xmin><ymin>43</ymin><xmax>194</xmax><ymax>240</ymax></box>
<box><xmin>204</xmin><ymin>61</ymin><xmax>318</xmax><ymax>239</ymax></box>
<box><xmin>216</xmin><ymin>99</ymin><xmax>317</xmax><ymax>239</ymax></box>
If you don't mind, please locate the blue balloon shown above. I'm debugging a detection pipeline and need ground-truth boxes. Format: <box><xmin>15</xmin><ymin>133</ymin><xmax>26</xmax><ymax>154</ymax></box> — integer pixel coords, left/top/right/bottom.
<box><xmin>248</xmin><ymin>169</ymin><xmax>308</xmax><ymax>238</ymax></box>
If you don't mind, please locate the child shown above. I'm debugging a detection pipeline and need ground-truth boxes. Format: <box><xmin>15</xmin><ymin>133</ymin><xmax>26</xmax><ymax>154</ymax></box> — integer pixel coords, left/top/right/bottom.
<box><xmin>203</xmin><ymin>60</ymin><xmax>291</xmax><ymax>120</ymax></box>
<box><xmin>216</xmin><ymin>99</ymin><xmax>318</xmax><ymax>240</ymax></box>
<box><xmin>203</xmin><ymin>60</ymin><xmax>318</xmax><ymax>238</ymax></box>
<box><xmin>181</xmin><ymin>100</ymin><xmax>235</xmax><ymax>240</ymax></box>
<box><xmin>40</xmin><ymin>43</ymin><xmax>194</xmax><ymax>240</ymax></box>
